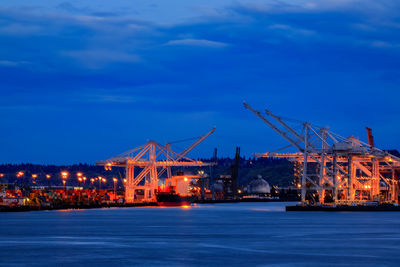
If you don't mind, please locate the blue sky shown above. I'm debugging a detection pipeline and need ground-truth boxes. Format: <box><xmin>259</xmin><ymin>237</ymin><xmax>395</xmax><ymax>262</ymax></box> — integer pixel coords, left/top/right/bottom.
<box><xmin>1</xmin><ymin>0</ymin><xmax>400</xmax><ymax>164</ymax></box>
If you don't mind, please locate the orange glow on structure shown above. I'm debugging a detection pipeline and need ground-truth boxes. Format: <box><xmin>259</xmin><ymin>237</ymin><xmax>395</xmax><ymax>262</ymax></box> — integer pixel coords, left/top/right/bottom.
<box><xmin>182</xmin><ymin>205</ymin><xmax>190</xmax><ymax>209</ymax></box>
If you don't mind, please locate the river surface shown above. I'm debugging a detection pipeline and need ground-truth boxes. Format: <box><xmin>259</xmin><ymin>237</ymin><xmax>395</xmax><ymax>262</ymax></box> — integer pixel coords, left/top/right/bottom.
<box><xmin>1</xmin><ymin>202</ymin><xmax>400</xmax><ymax>266</ymax></box>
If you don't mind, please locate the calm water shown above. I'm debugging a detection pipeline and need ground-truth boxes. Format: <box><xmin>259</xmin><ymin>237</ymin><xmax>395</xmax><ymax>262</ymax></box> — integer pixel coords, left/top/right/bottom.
<box><xmin>1</xmin><ymin>202</ymin><xmax>400</xmax><ymax>266</ymax></box>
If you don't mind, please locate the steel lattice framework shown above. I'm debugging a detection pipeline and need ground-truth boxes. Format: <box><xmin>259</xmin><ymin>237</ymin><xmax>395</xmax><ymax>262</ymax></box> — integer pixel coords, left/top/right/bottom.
<box><xmin>97</xmin><ymin>128</ymin><xmax>215</xmax><ymax>203</ymax></box>
<box><xmin>244</xmin><ymin>102</ymin><xmax>400</xmax><ymax>206</ymax></box>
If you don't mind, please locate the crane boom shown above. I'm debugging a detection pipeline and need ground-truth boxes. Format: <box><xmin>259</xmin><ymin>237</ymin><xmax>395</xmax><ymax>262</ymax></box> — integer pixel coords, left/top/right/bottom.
<box><xmin>179</xmin><ymin>127</ymin><xmax>216</xmax><ymax>158</ymax></box>
<box><xmin>158</xmin><ymin>127</ymin><xmax>216</xmax><ymax>177</ymax></box>
<box><xmin>243</xmin><ymin>102</ymin><xmax>303</xmax><ymax>151</ymax></box>
<box><xmin>265</xmin><ymin>108</ymin><xmax>304</xmax><ymax>143</ymax></box>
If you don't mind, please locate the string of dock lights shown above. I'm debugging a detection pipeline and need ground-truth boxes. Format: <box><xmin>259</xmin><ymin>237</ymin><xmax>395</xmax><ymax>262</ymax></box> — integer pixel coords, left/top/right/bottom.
<box><xmin>9</xmin><ymin>170</ymin><xmax>123</xmax><ymax>190</ymax></box>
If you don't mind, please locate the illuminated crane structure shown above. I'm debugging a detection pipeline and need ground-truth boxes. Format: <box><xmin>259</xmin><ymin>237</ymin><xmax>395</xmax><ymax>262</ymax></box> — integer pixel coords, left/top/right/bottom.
<box><xmin>97</xmin><ymin>128</ymin><xmax>215</xmax><ymax>203</ymax></box>
<box><xmin>244</xmin><ymin>102</ymin><xmax>400</xmax><ymax>206</ymax></box>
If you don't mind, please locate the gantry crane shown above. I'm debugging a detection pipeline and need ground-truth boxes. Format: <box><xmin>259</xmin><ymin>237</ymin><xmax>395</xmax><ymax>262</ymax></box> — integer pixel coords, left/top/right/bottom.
<box><xmin>244</xmin><ymin>102</ymin><xmax>400</xmax><ymax>206</ymax></box>
<box><xmin>97</xmin><ymin>128</ymin><xmax>216</xmax><ymax>203</ymax></box>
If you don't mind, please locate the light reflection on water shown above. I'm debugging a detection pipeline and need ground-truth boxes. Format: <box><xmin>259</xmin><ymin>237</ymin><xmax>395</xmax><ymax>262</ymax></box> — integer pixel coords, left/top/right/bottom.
<box><xmin>1</xmin><ymin>202</ymin><xmax>400</xmax><ymax>266</ymax></box>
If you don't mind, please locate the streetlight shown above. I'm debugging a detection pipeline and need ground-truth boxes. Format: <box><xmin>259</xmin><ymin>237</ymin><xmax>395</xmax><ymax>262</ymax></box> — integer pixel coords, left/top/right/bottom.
<box><xmin>45</xmin><ymin>174</ymin><xmax>51</xmax><ymax>188</ymax></box>
<box><xmin>98</xmin><ymin>176</ymin><xmax>102</xmax><ymax>189</ymax></box>
<box><xmin>31</xmin><ymin>174</ymin><xmax>38</xmax><ymax>185</ymax></box>
<box><xmin>16</xmin><ymin>171</ymin><xmax>24</xmax><ymax>187</ymax></box>
<box><xmin>61</xmin><ymin>171</ymin><xmax>69</xmax><ymax>194</ymax></box>
<box><xmin>77</xmin><ymin>177</ymin><xmax>83</xmax><ymax>202</ymax></box>
<box><xmin>113</xmin><ymin>177</ymin><xmax>118</xmax><ymax>201</ymax></box>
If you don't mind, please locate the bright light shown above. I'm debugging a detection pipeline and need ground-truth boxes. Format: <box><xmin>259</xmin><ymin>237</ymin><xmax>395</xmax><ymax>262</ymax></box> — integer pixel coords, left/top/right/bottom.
<box><xmin>16</xmin><ymin>171</ymin><xmax>24</xmax><ymax>177</ymax></box>
<box><xmin>123</xmin><ymin>179</ymin><xmax>127</xmax><ymax>183</ymax></box>
<box><xmin>78</xmin><ymin>177</ymin><xmax>83</xmax><ymax>182</ymax></box>
<box><xmin>77</xmin><ymin>172</ymin><xmax>83</xmax><ymax>177</ymax></box>
<box><xmin>102</xmin><ymin>178</ymin><xmax>107</xmax><ymax>183</ymax></box>
<box><xmin>31</xmin><ymin>174</ymin><xmax>38</xmax><ymax>178</ymax></box>
<box><xmin>184</xmin><ymin>177</ymin><xmax>188</xmax><ymax>182</ymax></box>
<box><xmin>182</xmin><ymin>205</ymin><xmax>190</xmax><ymax>209</ymax></box>
<box><xmin>61</xmin><ymin>171</ymin><xmax>69</xmax><ymax>179</ymax></box>
<box><xmin>90</xmin><ymin>178</ymin><xmax>95</xmax><ymax>183</ymax></box>
<box><xmin>113</xmin><ymin>178</ymin><xmax>118</xmax><ymax>182</ymax></box>
<box><xmin>46</xmin><ymin>174</ymin><xmax>51</xmax><ymax>179</ymax></box>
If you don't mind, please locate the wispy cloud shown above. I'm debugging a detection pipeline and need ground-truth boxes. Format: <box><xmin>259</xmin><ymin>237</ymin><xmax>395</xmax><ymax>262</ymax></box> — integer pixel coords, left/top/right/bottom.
<box><xmin>0</xmin><ymin>23</ymin><xmax>42</xmax><ymax>35</ymax></box>
<box><xmin>0</xmin><ymin>60</ymin><xmax>29</xmax><ymax>67</ymax></box>
<box><xmin>165</xmin><ymin>38</ymin><xmax>228</xmax><ymax>48</ymax></box>
<box><xmin>74</xmin><ymin>93</ymin><xmax>138</xmax><ymax>103</ymax></box>
<box><xmin>61</xmin><ymin>50</ymin><xmax>140</xmax><ymax>69</ymax></box>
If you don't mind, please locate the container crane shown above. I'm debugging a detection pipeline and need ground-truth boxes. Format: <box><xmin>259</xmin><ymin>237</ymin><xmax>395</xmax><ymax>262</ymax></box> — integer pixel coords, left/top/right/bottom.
<box><xmin>244</xmin><ymin>102</ymin><xmax>400</xmax><ymax>206</ymax></box>
<box><xmin>97</xmin><ymin>128</ymin><xmax>216</xmax><ymax>203</ymax></box>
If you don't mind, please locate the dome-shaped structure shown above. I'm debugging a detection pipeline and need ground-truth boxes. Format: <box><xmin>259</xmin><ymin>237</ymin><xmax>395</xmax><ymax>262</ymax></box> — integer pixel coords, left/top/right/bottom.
<box><xmin>248</xmin><ymin>176</ymin><xmax>271</xmax><ymax>194</ymax></box>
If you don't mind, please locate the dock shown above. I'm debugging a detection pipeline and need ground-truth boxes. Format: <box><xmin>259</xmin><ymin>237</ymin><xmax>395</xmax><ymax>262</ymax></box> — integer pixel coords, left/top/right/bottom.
<box><xmin>286</xmin><ymin>204</ymin><xmax>400</xmax><ymax>212</ymax></box>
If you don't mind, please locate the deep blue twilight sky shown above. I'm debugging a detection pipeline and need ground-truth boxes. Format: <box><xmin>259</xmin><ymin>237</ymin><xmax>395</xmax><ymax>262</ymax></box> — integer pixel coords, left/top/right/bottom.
<box><xmin>0</xmin><ymin>0</ymin><xmax>399</xmax><ymax>164</ymax></box>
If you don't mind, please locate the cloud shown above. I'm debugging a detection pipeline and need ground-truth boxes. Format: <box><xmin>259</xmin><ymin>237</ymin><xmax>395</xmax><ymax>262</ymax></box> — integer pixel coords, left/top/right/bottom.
<box><xmin>61</xmin><ymin>50</ymin><xmax>140</xmax><ymax>69</ymax></box>
<box><xmin>73</xmin><ymin>93</ymin><xmax>138</xmax><ymax>103</ymax></box>
<box><xmin>0</xmin><ymin>60</ymin><xmax>29</xmax><ymax>67</ymax></box>
<box><xmin>56</xmin><ymin>2</ymin><xmax>89</xmax><ymax>14</ymax></box>
<box><xmin>0</xmin><ymin>23</ymin><xmax>42</xmax><ymax>35</ymax></box>
<box><xmin>164</xmin><ymin>38</ymin><xmax>229</xmax><ymax>48</ymax></box>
